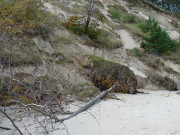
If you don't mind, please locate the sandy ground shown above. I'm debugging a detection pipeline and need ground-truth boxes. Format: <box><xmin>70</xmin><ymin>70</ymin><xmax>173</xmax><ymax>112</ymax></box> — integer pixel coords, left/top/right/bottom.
<box><xmin>116</xmin><ymin>29</ymin><xmax>139</xmax><ymax>49</ymax></box>
<box><xmin>1</xmin><ymin>90</ymin><xmax>180</xmax><ymax>135</ymax></box>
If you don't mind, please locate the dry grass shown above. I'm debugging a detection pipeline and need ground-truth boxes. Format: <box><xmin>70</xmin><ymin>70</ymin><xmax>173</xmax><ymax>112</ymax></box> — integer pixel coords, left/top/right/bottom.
<box><xmin>0</xmin><ymin>42</ymin><xmax>41</xmax><ymax>67</ymax></box>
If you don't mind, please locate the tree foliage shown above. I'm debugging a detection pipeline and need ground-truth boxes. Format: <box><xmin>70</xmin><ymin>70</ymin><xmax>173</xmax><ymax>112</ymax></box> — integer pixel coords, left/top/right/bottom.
<box><xmin>140</xmin><ymin>17</ymin><xmax>177</xmax><ymax>54</ymax></box>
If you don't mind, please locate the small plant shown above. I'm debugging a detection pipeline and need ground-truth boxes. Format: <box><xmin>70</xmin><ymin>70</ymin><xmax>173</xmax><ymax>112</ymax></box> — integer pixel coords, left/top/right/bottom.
<box><xmin>123</xmin><ymin>14</ymin><xmax>139</xmax><ymax>23</ymax></box>
<box><xmin>63</xmin><ymin>15</ymin><xmax>101</xmax><ymax>40</ymax></box>
<box><xmin>63</xmin><ymin>15</ymin><xmax>86</xmax><ymax>35</ymax></box>
<box><xmin>131</xmin><ymin>48</ymin><xmax>142</xmax><ymax>57</ymax></box>
<box><xmin>140</xmin><ymin>17</ymin><xmax>177</xmax><ymax>54</ymax></box>
<box><xmin>54</xmin><ymin>37</ymin><xmax>72</xmax><ymax>44</ymax></box>
<box><xmin>109</xmin><ymin>7</ymin><xmax>120</xmax><ymax>20</ymax></box>
<box><xmin>87</xmin><ymin>28</ymin><xmax>101</xmax><ymax>40</ymax></box>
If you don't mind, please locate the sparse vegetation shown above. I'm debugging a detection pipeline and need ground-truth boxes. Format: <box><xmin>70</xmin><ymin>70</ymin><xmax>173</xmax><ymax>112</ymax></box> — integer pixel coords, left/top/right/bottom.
<box><xmin>93</xmin><ymin>8</ymin><xmax>108</xmax><ymax>23</ymax></box>
<box><xmin>150</xmin><ymin>75</ymin><xmax>177</xmax><ymax>91</ymax></box>
<box><xmin>123</xmin><ymin>14</ymin><xmax>141</xmax><ymax>23</ymax></box>
<box><xmin>127</xmin><ymin>0</ymin><xmax>137</xmax><ymax>7</ymax></box>
<box><xmin>41</xmin><ymin>12</ymin><xmax>65</xmax><ymax>30</ymax></box>
<box><xmin>54</xmin><ymin>37</ymin><xmax>72</xmax><ymax>44</ymax></box>
<box><xmin>0</xmin><ymin>0</ymin><xmax>42</xmax><ymax>35</ymax></box>
<box><xmin>63</xmin><ymin>15</ymin><xmax>101</xmax><ymax>40</ymax></box>
<box><xmin>109</xmin><ymin>7</ymin><xmax>121</xmax><ymax>20</ymax></box>
<box><xmin>63</xmin><ymin>16</ymin><xmax>120</xmax><ymax>49</ymax></box>
<box><xmin>108</xmin><ymin>4</ymin><xmax>146</xmax><ymax>38</ymax></box>
<box><xmin>56</xmin><ymin>58</ymin><xmax>72</xmax><ymax>65</ymax></box>
<box><xmin>93</xmin><ymin>30</ymin><xmax>121</xmax><ymax>48</ymax></box>
<box><xmin>131</xmin><ymin>47</ymin><xmax>142</xmax><ymax>57</ymax></box>
<box><xmin>1</xmin><ymin>0</ymin><xmax>180</xmax><ymax>134</ymax></box>
<box><xmin>67</xmin><ymin>84</ymin><xmax>100</xmax><ymax>101</ymax></box>
<box><xmin>109</xmin><ymin>4</ymin><xmax>128</xmax><ymax>21</ymax></box>
<box><xmin>0</xmin><ymin>43</ymin><xmax>41</xmax><ymax>67</ymax></box>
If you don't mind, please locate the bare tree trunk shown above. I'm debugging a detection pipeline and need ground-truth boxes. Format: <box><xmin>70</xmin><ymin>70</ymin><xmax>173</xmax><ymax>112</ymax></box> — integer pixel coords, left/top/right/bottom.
<box><xmin>57</xmin><ymin>86</ymin><xmax>115</xmax><ymax>122</ymax></box>
<box><xmin>84</xmin><ymin>0</ymin><xmax>95</xmax><ymax>34</ymax></box>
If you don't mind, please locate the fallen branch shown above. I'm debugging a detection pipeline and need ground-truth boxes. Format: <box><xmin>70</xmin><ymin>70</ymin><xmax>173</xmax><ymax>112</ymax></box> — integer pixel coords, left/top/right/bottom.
<box><xmin>0</xmin><ymin>126</ymin><xmax>11</xmax><ymax>130</ymax></box>
<box><xmin>5</xmin><ymin>86</ymin><xmax>115</xmax><ymax>124</ymax></box>
<box><xmin>0</xmin><ymin>108</ymin><xmax>23</xmax><ymax>135</ymax></box>
<box><xmin>57</xmin><ymin>86</ymin><xmax>115</xmax><ymax>122</ymax></box>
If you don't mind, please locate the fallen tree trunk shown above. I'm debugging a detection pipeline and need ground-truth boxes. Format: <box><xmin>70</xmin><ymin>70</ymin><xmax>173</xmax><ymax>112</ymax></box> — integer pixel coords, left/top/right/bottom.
<box><xmin>137</xmin><ymin>0</ymin><xmax>180</xmax><ymax>19</ymax></box>
<box><xmin>57</xmin><ymin>86</ymin><xmax>115</xmax><ymax>122</ymax></box>
<box><xmin>137</xmin><ymin>0</ymin><xmax>167</xmax><ymax>12</ymax></box>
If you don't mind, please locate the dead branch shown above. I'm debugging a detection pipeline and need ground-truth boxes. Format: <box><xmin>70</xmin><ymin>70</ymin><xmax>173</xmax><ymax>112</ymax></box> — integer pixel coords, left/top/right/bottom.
<box><xmin>0</xmin><ymin>126</ymin><xmax>11</xmax><ymax>130</ymax></box>
<box><xmin>0</xmin><ymin>108</ymin><xmax>23</xmax><ymax>135</ymax></box>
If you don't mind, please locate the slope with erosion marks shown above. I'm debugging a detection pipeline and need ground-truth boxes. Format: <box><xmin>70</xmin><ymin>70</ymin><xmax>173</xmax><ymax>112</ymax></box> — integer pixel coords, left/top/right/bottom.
<box><xmin>1</xmin><ymin>1</ymin><xmax>180</xmax><ymax>135</ymax></box>
<box><xmin>39</xmin><ymin>0</ymin><xmax>180</xmax><ymax>90</ymax></box>
<box><xmin>2</xmin><ymin>0</ymin><xmax>179</xmax><ymax>96</ymax></box>
<box><xmin>1</xmin><ymin>0</ymin><xmax>180</xmax><ymax>134</ymax></box>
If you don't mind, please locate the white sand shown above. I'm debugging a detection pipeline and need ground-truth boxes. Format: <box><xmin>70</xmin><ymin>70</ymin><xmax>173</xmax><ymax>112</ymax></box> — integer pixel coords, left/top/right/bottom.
<box><xmin>116</xmin><ymin>30</ymin><xmax>139</xmax><ymax>49</ymax></box>
<box><xmin>1</xmin><ymin>90</ymin><xmax>180</xmax><ymax>135</ymax></box>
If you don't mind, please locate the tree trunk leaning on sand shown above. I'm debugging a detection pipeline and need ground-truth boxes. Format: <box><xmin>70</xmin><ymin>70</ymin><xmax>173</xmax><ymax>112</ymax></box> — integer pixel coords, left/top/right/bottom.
<box><xmin>57</xmin><ymin>86</ymin><xmax>115</xmax><ymax>122</ymax></box>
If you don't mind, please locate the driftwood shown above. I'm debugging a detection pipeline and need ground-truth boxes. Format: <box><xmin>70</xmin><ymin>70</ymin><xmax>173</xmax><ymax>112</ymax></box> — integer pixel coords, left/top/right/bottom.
<box><xmin>57</xmin><ymin>86</ymin><xmax>115</xmax><ymax>122</ymax></box>
<box><xmin>0</xmin><ymin>126</ymin><xmax>11</xmax><ymax>130</ymax></box>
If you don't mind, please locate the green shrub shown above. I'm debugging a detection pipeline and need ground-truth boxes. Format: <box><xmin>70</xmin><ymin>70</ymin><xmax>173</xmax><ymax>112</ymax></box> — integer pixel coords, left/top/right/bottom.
<box><xmin>63</xmin><ymin>16</ymin><xmax>101</xmax><ymax>40</ymax></box>
<box><xmin>68</xmin><ymin>24</ymin><xmax>85</xmax><ymax>35</ymax></box>
<box><xmin>87</xmin><ymin>28</ymin><xmax>101</xmax><ymax>40</ymax></box>
<box><xmin>131</xmin><ymin>48</ymin><xmax>142</xmax><ymax>57</ymax></box>
<box><xmin>123</xmin><ymin>14</ymin><xmax>139</xmax><ymax>23</ymax></box>
<box><xmin>109</xmin><ymin>7</ymin><xmax>120</xmax><ymax>20</ymax></box>
<box><xmin>140</xmin><ymin>17</ymin><xmax>177</xmax><ymax>54</ymax></box>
